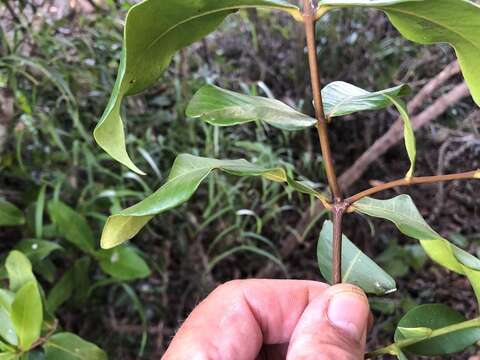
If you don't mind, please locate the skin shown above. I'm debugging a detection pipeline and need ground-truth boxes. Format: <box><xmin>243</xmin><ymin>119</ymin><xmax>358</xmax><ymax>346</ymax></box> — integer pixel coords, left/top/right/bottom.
<box><xmin>162</xmin><ymin>280</ymin><xmax>371</xmax><ymax>360</ymax></box>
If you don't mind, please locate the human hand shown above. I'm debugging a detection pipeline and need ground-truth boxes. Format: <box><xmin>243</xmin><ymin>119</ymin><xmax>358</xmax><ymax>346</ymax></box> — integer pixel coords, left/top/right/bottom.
<box><xmin>162</xmin><ymin>279</ymin><xmax>371</xmax><ymax>360</ymax></box>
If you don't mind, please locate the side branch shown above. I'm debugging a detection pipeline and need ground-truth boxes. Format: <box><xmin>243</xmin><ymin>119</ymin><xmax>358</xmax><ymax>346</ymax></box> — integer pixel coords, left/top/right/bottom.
<box><xmin>346</xmin><ymin>170</ymin><xmax>479</xmax><ymax>206</ymax></box>
<box><xmin>303</xmin><ymin>0</ymin><xmax>342</xmax><ymax>202</ymax></box>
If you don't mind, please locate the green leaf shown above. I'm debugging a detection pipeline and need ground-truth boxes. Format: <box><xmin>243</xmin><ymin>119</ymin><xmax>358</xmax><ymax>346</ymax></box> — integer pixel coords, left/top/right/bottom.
<box><xmin>43</xmin><ymin>332</ymin><xmax>107</xmax><ymax>360</ymax></box>
<box><xmin>94</xmin><ymin>0</ymin><xmax>301</xmax><ymax>173</ymax></box>
<box><xmin>0</xmin><ymin>307</ymin><xmax>18</xmax><ymax>346</ymax></box>
<box><xmin>71</xmin><ymin>258</ymin><xmax>91</xmax><ymax>305</ymax></box>
<box><xmin>11</xmin><ymin>281</ymin><xmax>43</xmax><ymax>350</ymax></box>
<box><xmin>0</xmin><ymin>290</ymin><xmax>14</xmax><ymax>311</ymax></box>
<box><xmin>317</xmin><ymin>220</ymin><xmax>396</xmax><ymax>295</ymax></box>
<box><xmin>322</xmin><ymin>82</ymin><xmax>415</xmax><ymax>177</ymax></box>
<box><xmin>394</xmin><ymin>304</ymin><xmax>480</xmax><ymax>356</ymax></box>
<box><xmin>318</xmin><ymin>0</ymin><xmax>480</xmax><ymax>106</ymax></box>
<box><xmin>46</xmin><ymin>258</ymin><xmax>91</xmax><ymax>311</ymax></box>
<box><xmin>186</xmin><ymin>84</ymin><xmax>316</xmax><ymax>130</ymax></box>
<box><xmin>35</xmin><ymin>185</ymin><xmax>46</xmax><ymax>239</ymax></box>
<box><xmin>14</xmin><ymin>240</ymin><xmax>62</xmax><ymax>264</ymax></box>
<box><xmin>397</xmin><ymin>326</ymin><xmax>432</xmax><ymax>339</ymax></box>
<box><xmin>98</xmin><ymin>246</ymin><xmax>151</xmax><ymax>281</ymax></box>
<box><xmin>46</xmin><ymin>270</ymin><xmax>73</xmax><ymax>314</ymax></box>
<box><xmin>47</xmin><ymin>201</ymin><xmax>95</xmax><ymax>254</ymax></box>
<box><xmin>0</xmin><ymin>353</ymin><xmax>18</xmax><ymax>360</ymax></box>
<box><xmin>386</xmin><ymin>96</ymin><xmax>415</xmax><ymax>177</ymax></box>
<box><xmin>5</xmin><ymin>251</ymin><xmax>36</xmax><ymax>292</ymax></box>
<box><xmin>321</xmin><ymin>82</ymin><xmax>410</xmax><ymax>118</ymax></box>
<box><xmin>395</xmin><ymin>348</ymin><xmax>408</xmax><ymax>360</ymax></box>
<box><xmin>101</xmin><ymin>154</ymin><xmax>323</xmax><ymax>248</ymax></box>
<box><xmin>354</xmin><ymin>195</ymin><xmax>480</xmax><ymax>303</ymax></box>
<box><xmin>0</xmin><ymin>200</ymin><xmax>25</xmax><ymax>226</ymax></box>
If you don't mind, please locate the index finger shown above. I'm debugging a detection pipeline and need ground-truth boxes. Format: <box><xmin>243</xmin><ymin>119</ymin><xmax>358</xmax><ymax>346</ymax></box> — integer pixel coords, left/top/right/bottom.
<box><xmin>162</xmin><ymin>279</ymin><xmax>328</xmax><ymax>360</ymax></box>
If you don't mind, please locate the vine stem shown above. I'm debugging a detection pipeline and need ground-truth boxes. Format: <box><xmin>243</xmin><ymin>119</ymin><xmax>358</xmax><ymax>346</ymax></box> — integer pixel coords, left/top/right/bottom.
<box><xmin>346</xmin><ymin>170</ymin><xmax>480</xmax><ymax>206</ymax></box>
<box><xmin>303</xmin><ymin>0</ymin><xmax>344</xmax><ymax>285</ymax></box>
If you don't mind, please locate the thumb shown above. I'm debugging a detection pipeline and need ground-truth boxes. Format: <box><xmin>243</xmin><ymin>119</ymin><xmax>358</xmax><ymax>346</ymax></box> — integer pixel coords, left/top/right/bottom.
<box><xmin>286</xmin><ymin>284</ymin><xmax>370</xmax><ymax>360</ymax></box>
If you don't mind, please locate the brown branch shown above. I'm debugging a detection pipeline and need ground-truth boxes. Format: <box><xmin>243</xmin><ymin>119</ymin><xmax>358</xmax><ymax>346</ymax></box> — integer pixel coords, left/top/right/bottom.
<box><xmin>255</xmin><ymin>62</ymin><xmax>469</xmax><ymax>279</ymax></box>
<box><xmin>332</xmin><ymin>204</ymin><xmax>347</xmax><ymax>283</ymax></box>
<box><xmin>346</xmin><ymin>170</ymin><xmax>479</xmax><ymax>206</ymax></box>
<box><xmin>303</xmin><ymin>0</ymin><xmax>344</xmax><ymax>285</ymax></box>
<box><xmin>303</xmin><ymin>0</ymin><xmax>342</xmax><ymax>202</ymax></box>
<box><xmin>340</xmin><ymin>81</ymin><xmax>469</xmax><ymax>189</ymax></box>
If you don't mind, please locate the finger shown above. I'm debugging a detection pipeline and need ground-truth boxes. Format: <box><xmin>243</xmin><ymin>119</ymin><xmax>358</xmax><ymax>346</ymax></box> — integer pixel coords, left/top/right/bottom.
<box><xmin>287</xmin><ymin>284</ymin><xmax>370</xmax><ymax>360</ymax></box>
<box><xmin>162</xmin><ymin>279</ymin><xmax>328</xmax><ymax>360</ymax></box>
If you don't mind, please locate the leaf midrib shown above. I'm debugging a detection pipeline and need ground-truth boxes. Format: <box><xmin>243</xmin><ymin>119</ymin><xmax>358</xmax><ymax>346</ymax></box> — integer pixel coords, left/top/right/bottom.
<box><xmin>343</xmin><ymin>250</ymin><xmax>362</xmax><ymax>282</ymax></box>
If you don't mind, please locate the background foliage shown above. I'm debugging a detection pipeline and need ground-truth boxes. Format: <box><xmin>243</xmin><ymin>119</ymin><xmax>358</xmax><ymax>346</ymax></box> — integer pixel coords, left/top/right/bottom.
<box><xmin>1</xmin><ymin>0</ymin><xmax>479</xmax><ymax>358</ymax></box>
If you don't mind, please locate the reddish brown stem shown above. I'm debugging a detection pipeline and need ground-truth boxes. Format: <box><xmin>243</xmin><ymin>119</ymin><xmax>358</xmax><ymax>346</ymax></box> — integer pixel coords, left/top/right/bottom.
<box><xmin>346</xmin><ymin>170</ymin><xmax>479</xmax><ymax>206</ymax></box>
<box><xmin>303</xmin><ymin>0</ymin><xmax>343</xmax><ymax>285</ymax></box>
<box><xmin>332</xmin><ymin>204</ymin><xmax>347</xmax><ymax>284</ymax></box>
<box><xmin>303</xmin><ymin>0</ymin><xmax>342</xmax><ymax>202</ymax></box>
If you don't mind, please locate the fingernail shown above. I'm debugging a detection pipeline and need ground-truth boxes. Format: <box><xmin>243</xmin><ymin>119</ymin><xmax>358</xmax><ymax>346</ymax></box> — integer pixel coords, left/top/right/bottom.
<box><xmin>327</xmin><ymin>291</ymin><xmax>368</xmax><ymax>341</ymax></box>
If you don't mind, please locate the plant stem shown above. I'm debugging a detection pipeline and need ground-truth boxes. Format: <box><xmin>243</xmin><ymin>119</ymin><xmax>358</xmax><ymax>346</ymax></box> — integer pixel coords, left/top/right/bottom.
<box><xmin>332</xmin><ymin>203</ymin><xmax>347</xmax><ymax>284</ymax></box>
<box><xmin>346</xmin><ymin>170</ymin><xmax>479</xmax><ymax>206</ymax></box>
<box><xmin>365</xmin><ymin>317</ymin><xmax>480</xmax><ymax>358</ymax></box>
<box><xmin>303</xmin><ymin>0</ymin><xmax>344</xmax><ymax>285</ymax></box>
<box><xmin>302</xmin><ymin>0</ymin><xmax>342</xmax><ymax>203</ymax></box>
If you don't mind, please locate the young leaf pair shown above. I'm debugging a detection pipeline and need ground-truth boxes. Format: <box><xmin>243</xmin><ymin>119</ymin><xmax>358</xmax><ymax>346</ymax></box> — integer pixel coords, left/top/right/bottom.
<box><xmin>0</xmin><ymin>251</ymin><xmax>106</xmax><ymax>359</ymax></box>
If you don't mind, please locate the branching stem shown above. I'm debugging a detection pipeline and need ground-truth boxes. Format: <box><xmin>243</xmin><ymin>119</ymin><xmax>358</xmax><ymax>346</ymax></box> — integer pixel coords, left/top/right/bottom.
<box><xmin>303</xmin><ymin>0</ymin><xmax>344</xmax><ymax>285</ymax></box>
<box><xmin>346</xmin><ymin>170</ymin><xmax>479</xmax><ymax>206</ymax></box>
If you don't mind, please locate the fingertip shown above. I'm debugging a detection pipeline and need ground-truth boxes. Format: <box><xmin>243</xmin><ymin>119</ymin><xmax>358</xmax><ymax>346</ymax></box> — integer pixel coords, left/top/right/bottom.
<box><xmin>326</xmin><ymin>286</ymin><xmax>370</xmax><ymax>342</ymax></box>
<box><xmin>286</xmin><ymin>283</ymin><xmax>370</xmax><ymax>360</ymax></box>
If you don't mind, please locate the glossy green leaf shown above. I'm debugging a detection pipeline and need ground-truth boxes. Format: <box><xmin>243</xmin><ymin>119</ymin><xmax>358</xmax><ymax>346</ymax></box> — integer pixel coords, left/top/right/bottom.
<box><xmin>47</xmin><ymin>201</ymin><xmax>95</xmax><ymax>254</ymax></box>
<box><xmin>321</xmin><ymin>82</ymin><xmax>410</xmax><ymax>118</ymax></box>
<box><xmin>101</xmin><ymin>154</ymin><xmax>324</xmax><ymax>248</ymax></box>
<box><xmin>0</xmin><ymin>307</ymin><xmax>18</xmax><ymax>346</ymax></box>
<box><xmin>318</xmin><ymin>0</ymin><xmax>480</xmax><ymax>106</ymax></box>
<box><xmin>394</xmin><ymin>304</ymin><xmax>480</xmax><ymax>355</ymax></box>
<box><xmin>94</xmin><ymin>0</ymin><xmax>301</xmax><ymax>173</ymax></box>
<box><xmin>354</xmin><ymin>195</ymin><xmax>480</xmax><ymax>302</ymax></box>
<box><xmin>11</xmin><ymin>281</ymin><xmax>43</xmax><ymax>350</ymax></box>
<box><xmin>14</xmin><ymin>240</ymin><xmax>62</xmax><ymax>264</ymax></box>
<box><xmin>44</xmin><ymin>332</ymin><xmax>107</xmax><ymax>360</ymax></box>
<box><xmin>5</xmin><ymin>251</ymin><xmax>36</xmax><ymax>292</ymax></box>
<box><xmin>0</xmin><ymin>200</ymin><xmax>25</xmax><ymax>226</ymax></box>
<box><xmin>98</xmin><ymin>246</ymin><xmax>151</xmax><ymax>280</ymax></box>
<box><xmin>186</xmin><ymin>84</ymin><xmax>316</xmax><ymax>130</ymax></box>
<box><xmin>317</xmin><ymin>220</ymin><xmax>396</xmax><ymax>295</ymax></box>
<box><xmin>322</xmin><ymin>82</ymin><xmax>415</xmax><ymax>177</ymax></box>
